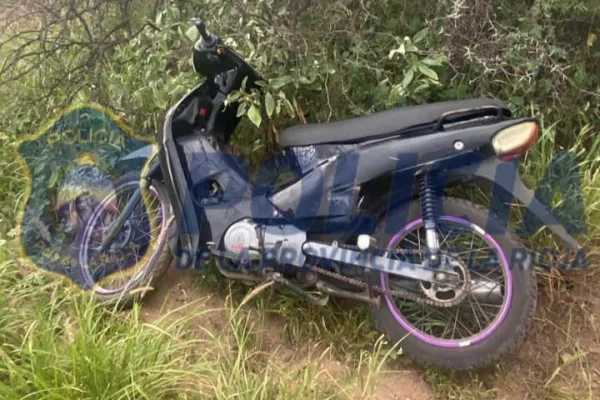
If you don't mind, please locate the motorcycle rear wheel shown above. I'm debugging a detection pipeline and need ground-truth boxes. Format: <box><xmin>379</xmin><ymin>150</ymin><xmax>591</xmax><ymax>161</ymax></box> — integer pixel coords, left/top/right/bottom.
<box><xmin>369</xmin><ymin>197</ymin><xmax>537</xmax><ymax>370</ymax></box>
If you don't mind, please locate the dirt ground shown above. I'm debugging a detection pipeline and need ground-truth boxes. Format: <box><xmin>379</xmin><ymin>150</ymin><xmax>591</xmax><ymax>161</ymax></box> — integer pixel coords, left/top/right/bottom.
<box><xmin>142</xmin><ymin>266</ymin><xmax>435</xmax><ymax>400</ymax></box>
<box><xmin>141</xmin><ymin>264</ymin><xmax>600</xmax><ymax>400</ymax></box>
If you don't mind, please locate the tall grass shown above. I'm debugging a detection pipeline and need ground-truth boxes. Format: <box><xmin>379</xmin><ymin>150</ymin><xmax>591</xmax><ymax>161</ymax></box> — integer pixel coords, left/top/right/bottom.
<box><xmin>522</xmin><ymin>119</ymin><xmax>600</xmax><ymax>247</ymax></box>
<box><xmin>0</xmin><ymin>249</ymin><xmax>393</xmax><ymax>399</ymax></box>
<box><xmin>0</xmin><ymin>255</ymin><xmax>195</xmax><ymax>399</ymax></box>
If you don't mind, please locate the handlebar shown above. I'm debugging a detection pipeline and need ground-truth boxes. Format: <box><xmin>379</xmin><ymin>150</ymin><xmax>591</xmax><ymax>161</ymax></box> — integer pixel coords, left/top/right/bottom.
<box><xmin>194</xmin><ymin>19</ymin><xmax>217</xmax><ymax>46</ymax></box>
<box><xmin>195</xmin><ymin>19</ymin><xmax>210</xmax><ymax>41</ymax></box>
<box><xmin>191</xmin><ymin>17</ymin><xmax>262</xmax><ymax>84</ymax></box>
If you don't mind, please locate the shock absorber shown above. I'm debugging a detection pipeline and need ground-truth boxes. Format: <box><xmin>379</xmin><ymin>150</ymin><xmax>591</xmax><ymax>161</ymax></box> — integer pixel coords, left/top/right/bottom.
<box><xmin>420</xmin><ymin>174</ymin><xmax>441</xmax><ymax>267</ymax></box>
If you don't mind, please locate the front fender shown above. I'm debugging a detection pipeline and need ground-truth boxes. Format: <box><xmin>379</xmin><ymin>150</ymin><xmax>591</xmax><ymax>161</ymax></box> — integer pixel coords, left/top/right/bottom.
<box><xmin>451</xmin><ymin>158</ymin><xmax>581</xmax><ymax>250</ymax></box>
<box><xmin>116</xmin><ymin>144</ymin><xmax>154</xmax><ymax>171</ymax></box>
<box><xmin>118</xmin><ymin>144</ymin><xmax>155</xmax><ymax>163</ymax></box>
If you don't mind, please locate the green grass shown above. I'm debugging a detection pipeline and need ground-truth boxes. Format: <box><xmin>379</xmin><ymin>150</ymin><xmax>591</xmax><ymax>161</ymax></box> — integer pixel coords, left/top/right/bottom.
<box><xmin>425</xmin><ymin>370</ymin><xmax>496</xmax><ymax>400</ymax></box>
<box><xmin>0</xmin><ymin>250</ymin><xmax>399</xmax><ymax>399</ymax></box>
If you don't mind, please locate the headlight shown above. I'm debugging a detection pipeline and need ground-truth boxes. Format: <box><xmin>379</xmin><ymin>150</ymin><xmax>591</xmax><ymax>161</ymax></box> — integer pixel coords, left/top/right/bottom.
<box><xmin>491</xmin><ymin>121</ymin><xmax>539</xmax><ymax>160</ymax></box>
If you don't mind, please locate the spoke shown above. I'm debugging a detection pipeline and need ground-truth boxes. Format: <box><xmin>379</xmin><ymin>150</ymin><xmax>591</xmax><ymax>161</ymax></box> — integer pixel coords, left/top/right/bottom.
<box><xmin>465</xmin><ymin>232</ymin><xmax>476</xmax><ymax>266</ymax></box>
<box><xmin>410</xmin><ymin>307</ymin><xmax>436</xmax><ymax>331</ymax></box>
<box><xmin>470</xmin><ymin>280</ymin><xmax>501</xmax><ymax>292</ymax></box>
<box><xmin>437</xmin><ymin>226</ymin><xmax>455</xmax><ymax>249</ymax></box>
<box><xmin>81</xmin><ymin>186</ymin><xmax>164</xmax><ymax>291</ymax></box>
<box><xmin>469</xmin><ymin>302</ymin><xmax>503</xmax><ymax>308</ymax></box>
<box><xmin>400</xmin><ymin>237</ymin><xmax>421</xmax><ymax>249</ymax></box>
<box><xmin>451</xmin><ymin>306</ymin><xmax>459</xmax><ymax>339</ymax></box>
<box><xmin>455</xmin><ymin>248</ymin><xmax>494</xmax><ymax>257</ymax></box>
<box><xmin>455</xmin><ymin>310</ymin><xmax>477</xmax><ymax>337</ymax></box>
<box><xmin>467</xmin><ymin>296</ymin><xmax>485</xmax><ymax>331</ymax></box>
<box><xmin>389</xmin><ymin>217</ymin><xmax>512</xmax><ymax>341</ymax></box>
<box><xmin>472</xmin><ymin>295</ymin><xmax>494</xmax><ymax>325</ymax></box>
<box><xmin>470</xmin><ymin>269</ymin><xmax>501</xmax><ymax>282</ymax></box>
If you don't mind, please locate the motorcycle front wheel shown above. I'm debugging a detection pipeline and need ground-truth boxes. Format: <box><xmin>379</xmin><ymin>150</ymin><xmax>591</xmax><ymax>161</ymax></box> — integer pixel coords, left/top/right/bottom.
<box><xmin>76</xmin><ymin>173</ymin><xmax>172</xmax><ymax>307</ymax></box>
<box><xmin>370</xmin><ymin>197</ymin><xmax>537</xmax><ymax>370</ymax></box>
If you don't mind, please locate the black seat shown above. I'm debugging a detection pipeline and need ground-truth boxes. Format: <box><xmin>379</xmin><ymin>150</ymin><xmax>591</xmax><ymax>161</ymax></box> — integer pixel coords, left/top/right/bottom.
<box><xmin>279</xmin><ymin>98</ymin><xmax>509</xmax><ymax>147</ymax></box>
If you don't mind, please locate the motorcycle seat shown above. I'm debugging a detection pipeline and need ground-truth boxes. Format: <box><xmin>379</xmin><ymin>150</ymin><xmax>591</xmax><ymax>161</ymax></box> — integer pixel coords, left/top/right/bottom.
<box><xmin>279</xmin><ymin>98</ymin><xmax>509</xmax><ymax>147</ymax></box>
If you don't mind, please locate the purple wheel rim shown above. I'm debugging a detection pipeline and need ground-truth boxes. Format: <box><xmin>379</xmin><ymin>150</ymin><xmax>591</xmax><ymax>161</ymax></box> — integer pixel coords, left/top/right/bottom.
<box><xmin>381</xmin><ymin>215</ymin><xmax>514</xmax><ymax>348</ymax></box>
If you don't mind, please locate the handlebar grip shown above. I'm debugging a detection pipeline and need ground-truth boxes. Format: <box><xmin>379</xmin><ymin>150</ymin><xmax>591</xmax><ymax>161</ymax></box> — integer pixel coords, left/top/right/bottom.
<box><xmin>194</xmin><ymin>19</ymin><xmax>211</xmax><ymax>41</ymax></box>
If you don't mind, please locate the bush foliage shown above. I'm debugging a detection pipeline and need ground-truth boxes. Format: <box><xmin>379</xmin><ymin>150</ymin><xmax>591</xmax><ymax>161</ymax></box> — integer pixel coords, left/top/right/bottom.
<box><xmin>1</xmin><ymin>0</ymin><xmax>598</xmax><ymax>241</ymax></box>
<box><xmin>1</xmin><ymin>0</ymin><xmax>599</xmax><ymax>145</ymax></box>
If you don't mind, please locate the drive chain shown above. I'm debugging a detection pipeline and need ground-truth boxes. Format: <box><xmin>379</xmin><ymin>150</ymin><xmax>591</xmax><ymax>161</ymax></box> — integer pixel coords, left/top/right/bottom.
<box><xmin>311</xmin><ymin>244</ymin><xmax>470</xmax><ymax>308</ymax></box>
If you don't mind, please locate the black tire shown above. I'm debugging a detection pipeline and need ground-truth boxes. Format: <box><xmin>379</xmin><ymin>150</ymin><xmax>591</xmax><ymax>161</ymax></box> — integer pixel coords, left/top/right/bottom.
<box><xmin>77</xmin><ymin>172</ymin><xmax>172</xmax><ymax>308</ymax></box>
<box><xmin>369</xmin><ymin>197</ymin><xmax>537</xmax><ymax>370</ymax></box>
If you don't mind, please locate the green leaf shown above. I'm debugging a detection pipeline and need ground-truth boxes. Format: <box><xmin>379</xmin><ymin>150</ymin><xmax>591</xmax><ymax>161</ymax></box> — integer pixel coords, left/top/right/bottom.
<box><xmin>422</xmin><ymin>58</ymin><xmax>442</xmax><ymax>67</ymax></box>
<box><xmin>402</xmin><ymin>69</ymin><xmax>414</xmax><ymax>88</ymax></box>
<box><xmin>388</xmin><ymin>43</ymin><xmax>405</xmax><ymax>59</ymax></box>
<box><xmin>587</xmin><ymin>32</ymin><xmax>597</xmax><ymax>47</ymax></box>
<box><xmin>413</xmin><ymin>82</ymin><xmax>430</xmax><ymax>94</ymax></box>
<box><xmin>413</xmin><ymin>28</ymin><xmax>429</xmax><ymax>44</ymax></box>
<box><xmin>247</xmin><ymin>104</ymin><xmax>262</xmax><ymax>127</ymax></box>
<box><xmin>228</xmin><ymin>92</ymin><xmax>242</xmax><ymax>102</ymax></box>
<box><xmin>155</xmin><ymin>96</ymin><xmax>168</xmax><ymax>109</ymax></box>
<box><xmin>236</xmin><ymin>102</ymin><xmax>247</xmax><ymax>118</ymax></box>
<box><xmin>49</xmin><ymin>170</ymin><xmax>60</xmax><ymax>188</ymax></box>
<box><xmin>282</xmin><ymin>98</ymin><xmax>295</xmax><ymax>118</ymax></box>
<box><xmin>185</xmin><ymin>26</ymin><xmax>198</xmax><ymax>42</ymax></box>
<box><xmin>241</xmin><ymin>76</ymin><xmax>249</xmax><ymax>90</ymax></box>
<box><xmin>265</xmin><ymin>92</ymin><xmax>275</xmax><ymax>118</ymax></box>
<box><xmin>418</xmin><ymin>64</ymin><xmax>439</xmax><ymax>81</ymax></box>
<box><xmin>509</xmin><ymin>96</ymin><xmax>524</xmax><ymax>107</ymax></box>
<box><xmin>255</xmin><ymin>80</ymin><xmax>268</xmax><ymax>88</ymax></box>
<box><xmin>270</xmin><ymin>76</ymin><xmax>291</xmax><ymax>90</ymax></box>
<box><xmin>252</xmin><ymin>138</ymin><xmax>264</xmax><ymax>152</ymax></box>
<box><xmin>171</xmin><ymin>7</ymin><xmax>180</xmax><ymax>20</ymax></box>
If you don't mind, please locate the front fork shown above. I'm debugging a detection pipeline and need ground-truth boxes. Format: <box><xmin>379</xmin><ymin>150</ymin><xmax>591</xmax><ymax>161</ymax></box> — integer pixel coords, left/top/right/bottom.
<box><xmin>420</xmin><ymin>174</ymin><xmax>442</xmax><ymax>267</ymax></box>
<box><xmin>99</xmin><ymin>156</ymin><xmax>161</xmax><ymax>252</ymax></box>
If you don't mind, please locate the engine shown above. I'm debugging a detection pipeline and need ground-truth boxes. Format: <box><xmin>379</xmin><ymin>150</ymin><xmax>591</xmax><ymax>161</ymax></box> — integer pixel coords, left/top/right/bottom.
<box><xmin>222</xmin><ymin>219</ymin><xmax>307</xmax><ymax>267</ymax></box>
<box><xmin>223</xmin><ymin>219</ymin><xmax>260</xmax><ymax>255</ymax></box>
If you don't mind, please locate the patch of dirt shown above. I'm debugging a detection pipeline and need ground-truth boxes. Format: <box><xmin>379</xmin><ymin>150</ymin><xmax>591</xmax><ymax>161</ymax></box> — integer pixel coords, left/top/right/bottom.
<box><xmin>492</xmin><ymin>276</ymin><xmax>600</xmax><ymax>399</ymax></box>
<box><xmin>141</xmin><ymin>265</ymin><xmax>229</xmax><ymax>338</ymax></box>
<box><xmin>141</xmin><ymin>266</ymin><xmax>436</xmax><ymax>398</ymax></box>
<box><xmin>372</xmin><ymin>370</ymin><xmax>434</xmax><ymax>400</ymax></box>
<box><xmin>140</xmin><ymin>265</ymin><xmax>600</xmax><ymax>399</ymax></box>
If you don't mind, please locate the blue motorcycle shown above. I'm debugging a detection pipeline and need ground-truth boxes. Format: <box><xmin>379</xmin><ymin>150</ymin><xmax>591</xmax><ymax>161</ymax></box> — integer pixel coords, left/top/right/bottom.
<box><xmin>77</xmin><ymin>20</ymin><xmax>581</xmax><ymax>369</ymax></box>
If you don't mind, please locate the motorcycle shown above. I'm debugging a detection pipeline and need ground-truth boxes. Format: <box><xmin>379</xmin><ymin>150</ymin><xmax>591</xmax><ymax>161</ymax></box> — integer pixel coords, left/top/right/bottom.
<box><xmin>77</xmin><ymin>20</ymin><xmax>582</xmax><ymax>370</ymax></box>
